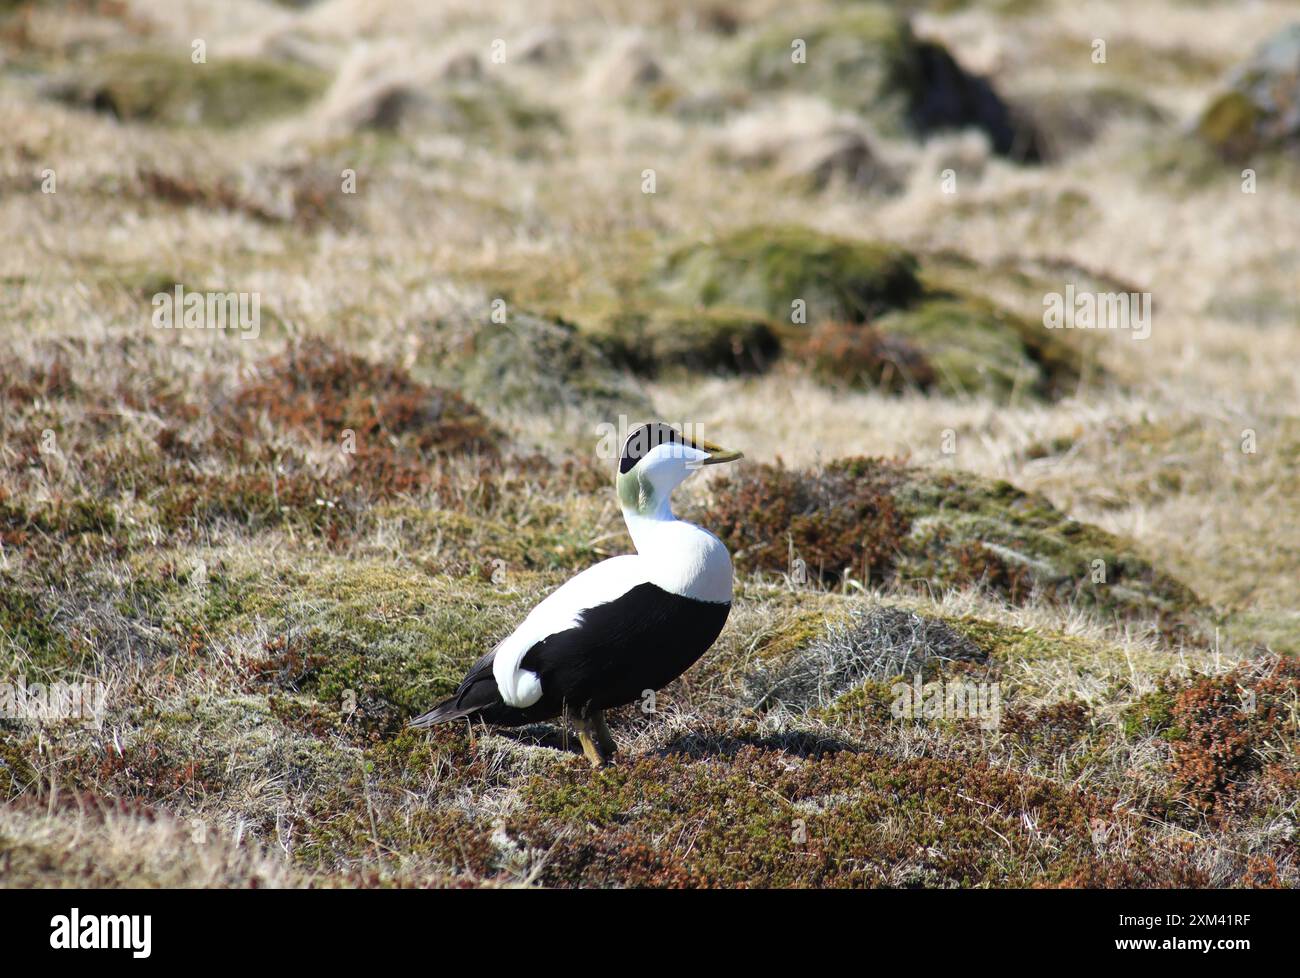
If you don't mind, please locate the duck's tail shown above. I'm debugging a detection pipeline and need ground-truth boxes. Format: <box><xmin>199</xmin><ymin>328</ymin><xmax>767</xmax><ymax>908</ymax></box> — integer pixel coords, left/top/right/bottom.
<box><xmin>409</xmin><ymin>651</ymin><xmax>503</xmax><ymax>728</ymax></box>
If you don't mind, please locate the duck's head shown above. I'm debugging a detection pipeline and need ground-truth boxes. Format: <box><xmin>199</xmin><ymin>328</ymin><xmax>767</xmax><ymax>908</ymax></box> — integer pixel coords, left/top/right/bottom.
<box><xmin>616</xmin><ymin>422</ymin><xmax>742</xmax><ymax>516</ymax></box>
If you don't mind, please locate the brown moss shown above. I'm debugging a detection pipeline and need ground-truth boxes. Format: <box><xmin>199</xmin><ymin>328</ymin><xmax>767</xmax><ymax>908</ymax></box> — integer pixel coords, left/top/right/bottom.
<box><xmin>802</xmin><ymin>320</ymin><xmax>935</xmax><ymax>392</ymax></box>
<box><xmin>700</xmin><ymin>458</ymin><xmax>1201</xmax><ymax>630</ymax></box>
<box><xmin>1002</xmin><ymin>700</ymin><xmax>1093</xmax><ymax>761</ymax></box>
<box><xmin>505</xmin><ymin>734</ymin><xmax>1184</xmax><ymax>887</ymax></box>
<box><xmin>1167</xmin><ymin>658</ymin><xmax>1300</xmax><ymax>819</ymax></box>
<box><xmin>701</xmin><ymin>458</ymin><xmax>910</xmax><ymax>586</ymax></box>
<box><xmin>229</xmin><ymin>338</ymin><xmax>501</xmax><ymax>459</ymax></box>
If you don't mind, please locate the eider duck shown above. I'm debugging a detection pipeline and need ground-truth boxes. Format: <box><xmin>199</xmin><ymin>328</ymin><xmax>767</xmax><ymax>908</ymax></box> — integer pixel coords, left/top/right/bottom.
<box><xmin>410</xmin><ymin>422</ymin><xmax>742</xmax><ymax>766</ymax></box>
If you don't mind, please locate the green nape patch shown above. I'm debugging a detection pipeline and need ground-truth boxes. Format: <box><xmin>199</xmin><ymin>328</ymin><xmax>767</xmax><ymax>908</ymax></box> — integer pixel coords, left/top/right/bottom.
<box><xmin>702</xmin><ymin>458</ymin><xmax>1204</xmax><ymax>632</ymax></box>
<box><xmin>506</xmin><ymin>737</ymin><xmax>1202</xmax><ymax>887</ymax></box>
<box><xmin>49</xmin><ymin>50</ymin><xmax>330</xmax><ymax>128</ymax></box>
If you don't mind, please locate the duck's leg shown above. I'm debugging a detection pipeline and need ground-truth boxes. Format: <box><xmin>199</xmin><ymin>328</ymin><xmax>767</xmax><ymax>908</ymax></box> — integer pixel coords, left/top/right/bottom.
<box><xmin>566</xmin><ymin>707</ymin><xmax>613</xmax><ymax>768</ymax></box>
<box><xmin>592</xmin><ymin>711</ymin><xmax>617</xmax><ymax>762</ymax></box>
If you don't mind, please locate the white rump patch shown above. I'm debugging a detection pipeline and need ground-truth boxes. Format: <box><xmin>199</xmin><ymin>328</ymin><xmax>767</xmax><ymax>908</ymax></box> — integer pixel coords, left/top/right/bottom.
<box><xmin>492</xmin><ymin>555</ymin><xmax>648</xmax><ymax>708</ymax></box>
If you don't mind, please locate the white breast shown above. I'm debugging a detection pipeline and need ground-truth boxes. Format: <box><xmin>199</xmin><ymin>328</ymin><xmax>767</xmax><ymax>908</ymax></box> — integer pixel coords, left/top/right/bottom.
<box><xmin>626</xmin><ymin>516</ymin><xmax>734</xmax><ymax>603</ymax></box>
<box><xmin>491</xmin><ymin>518</ymin><xmax>733</xmax><ymax>709</ymax></box>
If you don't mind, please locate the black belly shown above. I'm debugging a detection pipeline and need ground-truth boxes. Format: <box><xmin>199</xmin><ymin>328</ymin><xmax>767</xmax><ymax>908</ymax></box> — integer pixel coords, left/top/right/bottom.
<box><xmin>483</xmin><ymin>582</ymin><xmax>731</xmax><ymax>725</ymax></box>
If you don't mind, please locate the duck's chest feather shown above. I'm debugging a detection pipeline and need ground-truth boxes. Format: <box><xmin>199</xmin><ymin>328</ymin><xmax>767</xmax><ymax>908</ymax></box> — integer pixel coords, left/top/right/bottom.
<box><xmin>520</xmin><ymin>582</ymin><xmax>731</xmax><ymax>715</ymax></box>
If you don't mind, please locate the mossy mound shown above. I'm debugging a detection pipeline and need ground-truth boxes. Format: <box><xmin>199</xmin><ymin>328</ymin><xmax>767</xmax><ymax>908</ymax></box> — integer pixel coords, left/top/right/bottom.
<box><xmin>802</xmin><ymin>320</ymin><xmax>935</xmax><ymax>393</ymax></box>
<box><xmin>231</xmin><ymin>338</ymin><xmax>502</xmax><ymax>460</ymax></box>
<box><xmin>568</xmin><ymin>303</ymin><xmax>780</xmax><ymax>376</ymax></box>
<box><xmin>428</xmin><ymin>312</ymin><xmax>652</xmax><ymax>416</ymax></box>
<box><xmin>505</xmin><ymin>737</ymin><xmax>1192</xmax><ymax>887</ymax></box>
<box><xmin>738</xmin><ymin>7</ymin><xmax>1041</xmax><ymax>160</ymax></box>
<box><xmin>871</xmin><ymin>294</ymin><xmax>1081</xmax><ymax>399</ymax></box>
<box><xmin>648</xmin><ymin>227</ymin><xmax>1083</xmax><ymax>400</ymax></box>
<box><xmin>473</xmin><ymin>227</ymin><xmax>1084</xmax><ymax>399</ymax></box>
<box><xmin>50</xmin><ymin>50</ymin><xmax>329</xmax><ymax>127</ymax></box>
<box><xmin>656</xmin><ymin>225</ymin><xmax>922</xmax><ymax>324</ymax></box>
<box><xmin>1196</xmin><ymin>24</ymin><xmax>1300</xmax><ymax>162</ymax></box>
<box><xmin>700</xmin><ymin>458</ymin><xmax>1203</xmax><ymax>631</ymax></box>
<box><xmin>740</xmin><ymin>8</ymin><xmax>913</xmax><ymax>121</ymax></box>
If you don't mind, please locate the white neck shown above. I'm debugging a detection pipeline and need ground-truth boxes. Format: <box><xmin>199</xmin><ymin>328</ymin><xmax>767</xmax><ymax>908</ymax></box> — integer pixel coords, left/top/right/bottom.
<box><xmin>621</xmin><ymin>500</ymin><xmax>733</xmax><ymax>603</ymax></box>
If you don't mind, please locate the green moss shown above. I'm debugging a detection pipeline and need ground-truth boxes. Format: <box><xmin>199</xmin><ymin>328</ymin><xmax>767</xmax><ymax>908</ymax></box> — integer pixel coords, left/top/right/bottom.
<box><xmin>740</xmin><ymin>7</ymin><xmax>916</xmax><ymax>126</ymax></box>
<box><xmin>656</xmin><ymin>225</ymin><xmax>922</xmax><ymax>324</ymax></box>
<box><xmin>873</xmin><ymin>293</ymin><xmax>1081</xmax><ymax>400</ymax></box>
<box><xmin>55</xmin><ymin>50</ymin><xmax>329</xmax><ymax>128</ymax></box>
<box><xmin>1122</xmin><ymin>685</ymin><xmax>1181</xmax><ymax>740</ymax></box>
<box><xmin>1196</xmin><ymin>91</ymin><xmax>1261</xmax><ymax>162</ymax></box>
<box><xmin>815</xmin><ymin>679</ymin><xmax>900</xmax><ymax>725</ymax></box>
<box><xmin>507</xmin><ymin>739</ymin><xmax>1161</xmax><ymax>887</ymax></box>
<box><xmin>756</xmin><ymin>607</ymin><xmax>841</xmax><ymax>662</ymax></box>
<box><xmin>0</xmin><ymin>584</ymin><xmax>77</xmax><ymax>680</ymax></box>
<box><xmin>571</xmin><ymin>302</ymin><xmax>781</xmax><ymax>376</ymax></box>
<box><xmin>232</xmin><ymin>563</ymin><xmax>549</xmax><ymax>733</ymax></box>
<box><xmin>892</xmin><ymin>468</ymin><xmax>1202</xmax><ymax>629</ymax></box>
<box><xmin>429</xmin><ymin>312</ymin><xmax>651</xmax><ymax>416</ymax></box>
<box><xmin>945</xmin><ymin>616</ymin><xmax>1105</xmax><ymax>667</ymax></box>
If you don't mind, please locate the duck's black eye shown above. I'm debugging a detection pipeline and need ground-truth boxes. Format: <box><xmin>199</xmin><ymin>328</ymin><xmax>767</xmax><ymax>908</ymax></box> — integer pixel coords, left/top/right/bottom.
<box><xmin>619</xmin><ymin>423</ymin><xmax>681</xmax><ymax>473</ymax></box>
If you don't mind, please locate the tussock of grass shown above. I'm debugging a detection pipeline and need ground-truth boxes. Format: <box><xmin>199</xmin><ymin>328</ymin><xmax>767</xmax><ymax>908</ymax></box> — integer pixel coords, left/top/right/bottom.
<box><xmin>744</xmin><ymin>605</ymin><xmax>985</xmax><ymax>712</ymax></box>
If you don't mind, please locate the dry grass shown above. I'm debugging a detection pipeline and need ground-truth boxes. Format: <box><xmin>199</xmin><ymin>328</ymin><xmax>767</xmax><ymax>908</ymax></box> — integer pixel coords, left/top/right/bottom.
<box><xmin>1</xmin><ymin>0</ymin><xmax>1296</xmax><ymax>887</ymax></box>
